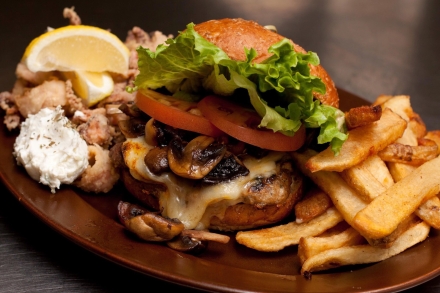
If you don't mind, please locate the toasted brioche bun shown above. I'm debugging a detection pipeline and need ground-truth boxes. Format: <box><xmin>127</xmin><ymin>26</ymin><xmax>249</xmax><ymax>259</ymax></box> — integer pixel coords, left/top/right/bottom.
<box><xmin>194</xmin><ymin>18</ymin><xmax>339</xmax><ymax>108</ymax></box>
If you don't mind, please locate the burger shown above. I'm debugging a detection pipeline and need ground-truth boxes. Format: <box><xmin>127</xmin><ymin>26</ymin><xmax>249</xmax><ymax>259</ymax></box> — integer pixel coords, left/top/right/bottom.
<box><xmin>119</xmin><ymin>18</ymin><xmax>346</xmax><ymax>234</ymax></box>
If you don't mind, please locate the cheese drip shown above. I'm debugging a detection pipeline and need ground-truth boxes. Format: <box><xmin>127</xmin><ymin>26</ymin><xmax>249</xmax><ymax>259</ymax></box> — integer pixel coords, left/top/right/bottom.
<box><xmin>123</xmin><ymin>136</ymin><xmax>283</xmax><ymax>229</ymax></box>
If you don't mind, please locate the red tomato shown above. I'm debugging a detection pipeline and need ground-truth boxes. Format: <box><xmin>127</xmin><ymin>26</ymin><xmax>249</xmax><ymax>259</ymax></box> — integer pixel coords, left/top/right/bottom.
<box><xmin>135</xmin><ymin>89</ymin><xmax>224</xmax><ymax>137</ymax></box>
<box><xmin>197</xmin><ymin>95</ymin><xmax>306</xmax><ymax>151</ymax></box>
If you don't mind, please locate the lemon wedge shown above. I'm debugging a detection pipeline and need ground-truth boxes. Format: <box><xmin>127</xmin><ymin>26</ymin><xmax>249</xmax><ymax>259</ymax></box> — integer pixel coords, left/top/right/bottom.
<box><xmin>22</xmin><ymin>25</ymin><xmax>130</xmax><ymax>75</ymax></box>
<box><xmin>63</xmin><ymin>71</ymin><xmax>114</xmax><ymax>106</ymax></box>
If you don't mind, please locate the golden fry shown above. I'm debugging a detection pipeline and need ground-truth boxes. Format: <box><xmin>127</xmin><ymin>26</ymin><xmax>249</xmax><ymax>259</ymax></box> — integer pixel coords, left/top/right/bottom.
<box><xmin>301</xmin><ymin>221</ymin><xmax>430</xmax><ymax>275</ymax></box>
<box><xmin>345</xmin><ymin>105</ymin><xmax>382</xmax><ymax>130</ymax></box>
<box><xmin>361</xmin><ymin>155</ymin><xmax>394</xmax><ymax>188</ymax></box>
<box><xmin>181</xmin><ymin>230</ymin><xmax>230</xmax><ymax>244</ymax></box>
<box><xmin>298</xmin><ymin>227</ymin><xmax>365</xmax><ymax>265</ymax></box>
<box><xmin>409</xmin><ymin>112</ymin><xmax>427</xmax><ymax>139</ymax></box>
<box><xmin>292</xmin><ymin>150</ymin><xmax>368</xmax><ymax>226</ymax></box>
<box><xmin>379</xmin><ymin>95</ymin><xmax>411</xmax><ymax>119</ymax></box>
<box><xmin>294</xmin><ymin>149</ymin><xmax>436</xmax><ymax>246</ymax></box>
<box><xmin>425</xmin><ymin>130</ymin><xmax>440</xmax><ymax>155</ymax></box>
<box><xmin>342</xmin><ymin>154</ymin><xmax>440</xmax><ymax>230</ymax></box>
<box><xmin>388</xmin><ymin>163</ymin><xmax>416</xmax><ymax>182</ymax></box>
<box><xmin>377</xmin><ymin>141</ymin><xmax>438</xmax><ymax>166</ymax></box>
<box><xmin>367</xmin><ymin>213</ymin><xmax>419</xmax><ymax>248</ymax></box>
<box><xmin>235</xmin><ymin>207</ymin><xmax>343</xmax><ymax>252</ymax></box>
<box><xmin>294</xmin><ymin>187</ymin><xmax>333</xmax><ymax>224</ymax></box>
<box><xmin>353</xmin><ymin>156</ymin><xmax>440</xmax><ymax>239</ymax></box>
<box><xmin>372</xmin><ymin>94</ymin><xmax>393</xmax><ymax>106</ymax></box>
<box><xmin>417</xmin><ymin>196</ymin><xmax>440</xmax><ymax>230</ymax></box>
<box><xmin>341</xmin><ymin>157</ymin><xmax>387</xmax><ymax>202</ymax></box>
<box><xmin>305</xmin><ymin>108</ymin><xmax>407</xmax><ymax>172</ymax></box>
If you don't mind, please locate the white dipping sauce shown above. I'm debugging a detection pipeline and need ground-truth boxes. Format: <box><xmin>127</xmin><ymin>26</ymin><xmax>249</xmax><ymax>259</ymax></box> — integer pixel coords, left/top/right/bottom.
<box><xmin>13</xmin><ymin>106</ymin><xmax>88</xmax><ymax>193</ymax></box>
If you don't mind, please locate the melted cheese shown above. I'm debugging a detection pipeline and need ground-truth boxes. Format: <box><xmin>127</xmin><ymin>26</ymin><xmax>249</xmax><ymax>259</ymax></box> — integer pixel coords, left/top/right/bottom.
<box><xmin>123</xmin><ymin>136</ymin><xmax>283</xmax><ymax>229</ymax></box>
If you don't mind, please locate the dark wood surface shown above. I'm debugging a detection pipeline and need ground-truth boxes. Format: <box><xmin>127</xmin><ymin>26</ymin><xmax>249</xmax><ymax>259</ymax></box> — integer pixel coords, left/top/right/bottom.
<box><xmin>1</xmin><ymin>1</ymin><xmax>440</xmax><ymax>292</ymax></box>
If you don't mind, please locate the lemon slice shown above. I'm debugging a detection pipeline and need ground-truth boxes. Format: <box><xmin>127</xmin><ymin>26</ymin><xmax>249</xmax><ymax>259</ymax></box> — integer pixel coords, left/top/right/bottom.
<box><xmin>63</xmin><ymin>71</ymin><xmax>114</xmax><ymax>106</ymax></box>
<box><xmin>22</xmin><ymin>25</ymin><xmax>130</xmax><ymax>75</ymax></box>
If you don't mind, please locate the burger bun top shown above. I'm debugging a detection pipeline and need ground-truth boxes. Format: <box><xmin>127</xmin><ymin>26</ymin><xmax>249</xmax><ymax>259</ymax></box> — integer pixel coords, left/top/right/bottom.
<box><xmin>194</xmin><ymin>18</ymin><xmax>339</xmax><ymax>108</ymax></box>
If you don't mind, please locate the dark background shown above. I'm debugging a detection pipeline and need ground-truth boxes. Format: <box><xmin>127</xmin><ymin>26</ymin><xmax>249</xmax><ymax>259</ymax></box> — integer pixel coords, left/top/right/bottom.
<box><xmin>1</xmin><ymin>0</ymin><xmax>440</xmax><ymax>292</ymax></box>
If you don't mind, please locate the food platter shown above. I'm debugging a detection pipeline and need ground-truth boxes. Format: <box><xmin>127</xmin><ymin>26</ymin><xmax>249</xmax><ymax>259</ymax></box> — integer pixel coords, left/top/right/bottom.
<box><xmin>1</xmin><ymin>88</ymin><xmax>440</xmax><ymax>293</ymax></box>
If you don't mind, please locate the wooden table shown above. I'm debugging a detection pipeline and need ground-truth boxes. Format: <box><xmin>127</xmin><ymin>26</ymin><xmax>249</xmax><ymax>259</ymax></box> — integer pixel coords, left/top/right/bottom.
<box><xmin>1</xmin><ymin>0</ymin><xmax>439</xmax><ymax>292</ymax></box>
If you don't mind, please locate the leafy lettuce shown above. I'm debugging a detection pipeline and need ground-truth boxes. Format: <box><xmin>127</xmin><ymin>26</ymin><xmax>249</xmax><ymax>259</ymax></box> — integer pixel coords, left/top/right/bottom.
<box><xmin>133</xmin><ymin>23</ymin><xmax>347</xmax><ymax>154</ymax></box>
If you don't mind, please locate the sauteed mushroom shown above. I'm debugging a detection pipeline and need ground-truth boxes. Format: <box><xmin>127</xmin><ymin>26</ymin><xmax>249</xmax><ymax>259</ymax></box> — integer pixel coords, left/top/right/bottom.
<box><xmin>144</xmin><ymin>146</ymin><xmax>169</xmax><ymax>174</ymax></box>
<box><xmin>202</xmin><ymin>152</ymin><xmax>249</xmax><ymax>184</ymax></box>
<box><xmin>118</xmin><ymin>201</ymin><xmax>184</xmax><ymax>242</ymax></box>
<box><xmin>167</xmin><ymin>229</ymin><xmax>230</xmax><ymax>254</ymax></box>
<box><xmin>168</xmin><ymin>136</ymin><xmax>226</xmax><ymax>179</ymax></box>
<box><xmin>118</xmin><ymin>102</ymin><xmax>145</xmax><ymax>118</ymax></box>
<box><xmin>118</xmin><ymin>117</ymin><xmax>146</xmax><ymax>138</ymax></box>
<box><xmin>166</xmin><ymin>235</ymin><xmax>207</xmax><ymax>254</ymax></box>
<box><xmin>118</xmin><ymin>201</ymin><xmax>230</xmax><ymax>253</ymax></box>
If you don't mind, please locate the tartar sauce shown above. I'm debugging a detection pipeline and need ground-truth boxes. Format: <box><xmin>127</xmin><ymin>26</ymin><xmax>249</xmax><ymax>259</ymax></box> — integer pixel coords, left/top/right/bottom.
<box><xmin>13</xmin><ymin>106</ymin><xmax>89</xmax><ymax>193</ymax></box>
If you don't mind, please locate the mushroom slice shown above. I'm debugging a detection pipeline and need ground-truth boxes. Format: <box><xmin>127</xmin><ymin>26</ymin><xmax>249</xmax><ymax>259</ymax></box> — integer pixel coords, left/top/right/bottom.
<box><xmin>166</xmin><ymin>230</ymin><xmax>229</xmax><ymax>254</ymax></box>
<box><xmin>202</xmin><ymin>152</ymin><xmax>249</xmax><ymax>184</ymax></box>
<box><xmin>118</xmin><ymin>117</ymin><xmax>146</xmax><ymax>138</ymax></box>
<box><xmin>144</xmin><ymin>146</ymin><xmax>169</xmax><ymax>175</ymax></box>
<box><xmin>117</xmin><ymin>201</ymin><xmax>184</xmax><ymax>242</ymax></box>
<box><xmin>117</xmin><ymin>201</ymin><xmax>148</xmax><ymax>222</ymax></box>
<box><xmin>118</xmin><ymin>102</ymin><xmax>145</xmax><ymax>118</ymax></box>
<box><xmin>181</xmin><ymin>230</ymin><xmax>230</xmax><ymax>244</ymax></box>
<box><xmin>166</xmin><ymin>235</ymin><xmax>208</xmax><ymax>254</ymax></box>
<box><xmin>168</xmin><ymin>136</ymin><xmax>226</xmax><ymax>179</ymax></box>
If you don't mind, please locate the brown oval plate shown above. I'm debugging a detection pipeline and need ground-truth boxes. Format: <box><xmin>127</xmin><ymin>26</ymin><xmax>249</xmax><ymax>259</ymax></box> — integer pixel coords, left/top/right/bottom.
<box><xmin>1</xmin><ymin>88</ymin><xmax>440</xmax><ymax>293</ymax></box>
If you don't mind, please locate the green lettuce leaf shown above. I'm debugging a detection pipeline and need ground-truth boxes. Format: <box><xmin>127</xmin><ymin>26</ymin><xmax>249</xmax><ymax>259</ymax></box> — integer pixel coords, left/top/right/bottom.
<box><xmin>134</xmin><ymin>22</ymin><xmax>347</xmax><ymax>153</ymax></box>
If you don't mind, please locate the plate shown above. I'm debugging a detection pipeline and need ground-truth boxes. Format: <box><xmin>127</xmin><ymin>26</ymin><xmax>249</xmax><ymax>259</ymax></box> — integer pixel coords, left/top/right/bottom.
<box><xmin>1</xmin><ymin>88</ymin><xmax>440</xmax><ymax>293</ymax></box>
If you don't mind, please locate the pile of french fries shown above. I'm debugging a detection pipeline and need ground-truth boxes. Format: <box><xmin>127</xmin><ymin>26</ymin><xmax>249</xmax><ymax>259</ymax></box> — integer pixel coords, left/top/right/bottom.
<box><xmin>236</xmin><ymin>95</ymin><xmax>440</xmax><ymax>277</ymax></box>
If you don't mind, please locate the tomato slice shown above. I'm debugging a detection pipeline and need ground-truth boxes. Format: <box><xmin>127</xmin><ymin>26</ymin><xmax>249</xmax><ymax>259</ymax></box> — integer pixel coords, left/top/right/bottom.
<box><xmin>135</xmin><ymin>88</ymin><xmax>224</xmax><ymax>137</ymax></box>
<box><xmin>197</xmin><ymin>95</ymin><xmax>306</xmax><ymax>151</ymax></box>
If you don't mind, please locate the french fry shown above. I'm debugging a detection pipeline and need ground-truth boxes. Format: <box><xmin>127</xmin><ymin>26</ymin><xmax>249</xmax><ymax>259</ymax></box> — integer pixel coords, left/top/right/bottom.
<box><xmin>341</xmin><ymin>157</ymin><xmax>388</xmax><ymax>202</ymax></box>
<box><xmin>367</xmin><ymin>213</ymin><xmax>419</xmax><ymax>248</ymax></box>
<box><xmin>305</xmin><ymin>108</ymin><xmax>407</xmax><ymax>172</ymax></box>
<box><xmin>342</xmin><ymin>153</ymin><xmax>440</xmax><ymax>230</ymax></box>
<box><xmin>417</xmin><ymin>196</ymin><xmax>440</xmax><ymax>229</ymax></box>
<box><xmin>345</xmin><ymin>105</ymin><xmax>382</xmax><ymax>130</ymax></box>
<box><xmin>181</xmin><ymin>230</ymin><xmax>230</xmax><ymax>244</ymax></box>
<box><xmin>292</xmin><ymin>150</ymin><xmax>368</xmax><ymax>226</ymax></box>
<box><xmin>382</xmin><ymin>95</ymin><xmax>417</xmax><ymax>146</ymax></box>
<box><xmin>235</xmin><ymin>207</ymin><xmax>343</xmax><ymax>252</ymax></box>
<box><xmin>298</xmin><ymin>227</ymin><xmax>365</xmax><ymax>265</ymax></box>
<box><xmin>293</xmin><ymin>149</ymin><xmax>432</xmax><ymax>246</ymax></box>
<box><xmin>409</xmin><ymin>112</ymin><xmax>427</xmax><ymax>139</ymax></box>
<box><xmin>386</xmin><ymin>125</ymin><xmax>418</xmax><ymax>182</ymax></box>
<box><xmin>300</xmin><ymin>221</ymin><xmax>430</xmax><ymax>275</ymax></box>
<box><xmin>380</xmin><ymin>95</ymin><xmax>412</xmax><ymax>120</ymax></box>
<box><xmin>353</xmin><ymin>155</ymin><xmax>440</xmax><ymax>239</ymax></box>
<box><xmin>376</xmin><ymin>96</ymin><xmax>440</xmax><ymax>229</ymax></box>
<box><xmin>372</xmin><ymin>94</ymin><xmax>393</xmax><ymax>106</ymax></box>
<box><xmin>377</xmin><ymin>140</ymin><xmax>438</xmax><ymax>166</ymax></box>
<box><xmin>294</xmin><ymin>187</ymin><xmax>333</xmax><ymax>224</ymax></box>
<box><xmin>361</xmin><ymin>155</ymin><xmax>394</xmax><ymax>188</ymax></box>
<box><xmin>388</xmin><ymin>163</ymin><xmax>416</xmax><ymax>182</ymax></box>
<box><xmin>425</xmin><ymin>130</ymin><xmax>440</xmax><ymax>155</ymax></box>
